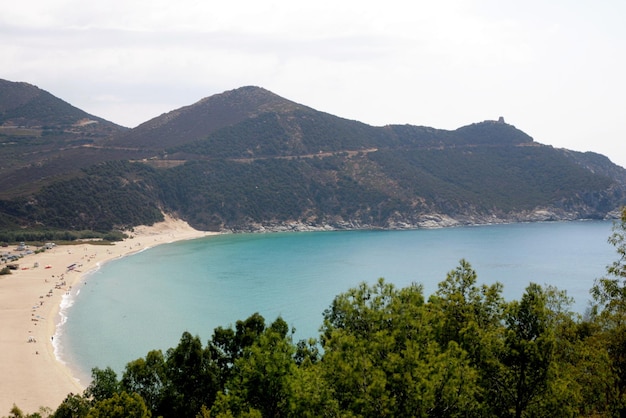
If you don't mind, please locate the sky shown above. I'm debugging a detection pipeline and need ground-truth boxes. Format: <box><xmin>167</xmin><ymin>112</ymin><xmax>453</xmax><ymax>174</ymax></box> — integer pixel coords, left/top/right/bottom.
<box><xmin>2</xmin><ymin>0</ymin><xmax>625</xmax><ymax>167</ymax></box>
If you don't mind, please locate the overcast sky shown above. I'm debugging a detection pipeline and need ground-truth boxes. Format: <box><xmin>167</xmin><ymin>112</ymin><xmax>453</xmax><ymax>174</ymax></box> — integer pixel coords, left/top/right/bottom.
<box><xmin>2</xmin><ymin>1</ymin><xmax>625</xmax><ymax>167</ymax></box>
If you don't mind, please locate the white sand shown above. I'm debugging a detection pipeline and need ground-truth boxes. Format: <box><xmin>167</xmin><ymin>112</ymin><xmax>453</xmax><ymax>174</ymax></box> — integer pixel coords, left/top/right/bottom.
<box><xmin>0</xmin><ymin>215</ymin><xmax>212</xmax><ymax>414</ymax></box>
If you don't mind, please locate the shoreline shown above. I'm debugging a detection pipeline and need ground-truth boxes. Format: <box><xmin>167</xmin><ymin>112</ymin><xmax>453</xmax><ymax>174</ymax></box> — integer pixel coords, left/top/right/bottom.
<box><xmin>0</xmin><ymin>216</ymin><xmax>615</xmax><ymax>414</ymax></box>
<box><xmin>0</xmin><ymin>215</ymin><xmax>211</xmax><ymax>415</ymax></box>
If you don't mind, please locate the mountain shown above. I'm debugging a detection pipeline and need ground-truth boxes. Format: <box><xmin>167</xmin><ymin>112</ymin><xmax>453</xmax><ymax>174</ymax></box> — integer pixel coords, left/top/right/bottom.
<box><xmin>0</xmin><ymin>79</ymin><xmax>120</xmax><ymax>129</ymax></box>
<box><xmin>106</xmin><ymin>86</ymin><xmax>305</xmax><ymax>150</ymax></box>
<box><xmin>0</xmin><ymin>81</ymin><xmax>624</xmax><ymax>234</ymax></box>
<box><xmin>0</xmin><ymin>79</ymin><xmax>129</xmax><ymax>196</ymax></box>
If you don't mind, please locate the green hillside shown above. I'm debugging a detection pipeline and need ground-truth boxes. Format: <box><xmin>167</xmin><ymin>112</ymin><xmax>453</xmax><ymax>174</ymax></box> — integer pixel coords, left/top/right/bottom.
<box><xmin>0</xmin><ymin>81</ymin><xmax>624</xmax><ymax>234</ymax></box>
<box><xmin>0</xmin><ymin>79</ymin><xmax>129</xmax><ymax>196</ymax></box>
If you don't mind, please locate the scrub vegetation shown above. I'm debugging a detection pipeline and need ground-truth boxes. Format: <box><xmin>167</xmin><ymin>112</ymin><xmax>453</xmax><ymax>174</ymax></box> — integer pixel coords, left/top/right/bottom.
<box><xmin>1</xmin><ymin>82</ymin><xmax>625</xmax><ymax>234</ymax></box>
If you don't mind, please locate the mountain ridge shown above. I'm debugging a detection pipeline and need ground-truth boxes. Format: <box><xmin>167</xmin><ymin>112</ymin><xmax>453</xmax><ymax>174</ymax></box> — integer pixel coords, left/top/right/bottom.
<box><xmin>105</xmin><ymin>86</ymin><xmax>307</xmax><ymax>150</ymax></box>
<box><xmin>0</xmin><ymin>79</ymin><xmax>124</xmax><ymax>130</ymax></box>
<box><xmin>0</xmin><ymin>79</ymin><xmax>624</xmax><ymax>233</ymax></box>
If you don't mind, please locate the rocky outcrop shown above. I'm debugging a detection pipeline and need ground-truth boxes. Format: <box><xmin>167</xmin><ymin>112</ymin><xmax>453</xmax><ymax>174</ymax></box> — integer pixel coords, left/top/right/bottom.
<box><xmin>224</xmin><ymin>205</ymin><xmax>621</xmax><ymax>233</ymax></box>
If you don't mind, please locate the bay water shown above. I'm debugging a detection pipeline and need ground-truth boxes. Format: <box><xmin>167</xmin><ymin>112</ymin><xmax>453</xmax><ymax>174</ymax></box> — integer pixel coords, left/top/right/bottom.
<box><xmin>58</xmin><ymin>221</ymin><xmax>617</xmax><ymax>384</ymax></box>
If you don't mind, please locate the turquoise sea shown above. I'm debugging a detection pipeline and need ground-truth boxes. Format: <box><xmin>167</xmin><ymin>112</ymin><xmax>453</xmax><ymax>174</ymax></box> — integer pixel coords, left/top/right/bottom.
<box><xmin>56</xmin><ymin>221</ymin><xmax>617</xmax><ymax>384</ymax></box>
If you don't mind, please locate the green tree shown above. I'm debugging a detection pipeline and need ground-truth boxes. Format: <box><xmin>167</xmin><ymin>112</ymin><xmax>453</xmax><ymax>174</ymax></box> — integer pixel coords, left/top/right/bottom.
<box><xmin>86</xmin><ymin>391</ymin><xmax>150</xmax><ymax>418</ymax></box>
<box><xmin>209</xmin><ymin>312</ymin><xmax>266</xmax><ymax>386</ymax></box>
<box><xmin>52</xmin><ymin>393</ymin><xmax>91</xmax><ymax>418</ymax></box>
<box><xmin>592</xmin><ymin>208</ymin><xmax>626</xmax><ymax>315</ymax></box>
<box><xmin>589</xmin><ymin>207</ymin><xmax>626</xmax><ymax>414</ymax></box>
<box><xmin>2</xmin><ymin>405</ymin><xmax>53</xmax><ymax>418</ymax></box>
<box><xmin>494</xmin><ymin>283</ymin><xmax>555</xmax><ymax>418</ymax></box>
<box><xmin>564</xmin><ymin>330</ymin><xmax>617</xmax><ymax>416</ymax></box>
<box><xmin>429</xmin><ymin>259</ymin><xmax>505</xmax><ymax>353</ymax></box>
<box><xmin>294</xmin><ymin>338</ymin><xmax>320</xmax><ymax>366</ymax></box>
<box><xmin>428</xmin><ymin>259</ymin><xmax>505</xmax><ymax>414</ymax></box>
<box><xmin>5</xmin><ymin>405</ymin><xmax>25</xmax><ymax>418</ymax></box>
<box><xmin>161</xmin><ymin>332</ymin><xmax>219</xmax><ymax>417</ymax></box>
<box><xmin>321</xmin><ymin>278</ymin><xmax>480</xmax><ymax>417</ymax></box>
<box><xmin>214</xmin><ymin>317</ymin><xmax>297</xmax><ymax>417</ymax></box>
<box><xmin>121</xmin><ymin>350</ymin><xmax>167</xmax><ymax>414</ymax></box>
<box><xmin>289</xmin><ymin>364</ymin><xmax>340</xmax><ymax>417</ymax></box>
<box><xmin>84</xmin><ymin>367</ymin><xmax>120</xmax><ymax>404</ymax></box>
<box><xmin>208</xmin><ymin>393</ymin><xmax>262</xmax><ymax>418</ymax></box>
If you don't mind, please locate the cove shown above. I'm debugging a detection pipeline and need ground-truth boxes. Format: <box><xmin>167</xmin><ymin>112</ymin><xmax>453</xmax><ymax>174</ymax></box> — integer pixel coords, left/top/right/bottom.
<box><xmin>60</xmin><ymin>220</ymin><xmax>616</xmax><ymax>382</ymax></box>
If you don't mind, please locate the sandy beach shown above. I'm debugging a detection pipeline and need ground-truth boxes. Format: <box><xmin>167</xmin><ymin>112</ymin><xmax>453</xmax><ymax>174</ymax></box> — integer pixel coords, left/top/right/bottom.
<box><xmin>0</xmin><ymin>215</ymin><xmax>211</xmax><ymax>415</ymax></box>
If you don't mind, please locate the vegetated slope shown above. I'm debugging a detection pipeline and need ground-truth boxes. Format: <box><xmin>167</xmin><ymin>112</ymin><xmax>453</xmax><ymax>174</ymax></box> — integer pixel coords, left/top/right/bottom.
<box><xmin>0</xmin><ymin>79</ymin><xmax>129</xmax><ymax>197</ymax></box>
<box><xmin>167</xmin><ymin>108</ymin><xmax>388</xmax><ymax>160</ymax></box>
<box><xmin>0</xmin><ymin>82</ymin><xmax>624</xmax><ymax>232</ymax></box>
<box><xmin>105</xmin><ymin>86</ymin><xmax>306</xmax><ymax>151</ymax></box>
<box><xmin>150</xmin><ymin>148</ymin><xmax>616</xmax><ymax>231</ymax></box>
<box><xmin>0</xmin><ymin>79</ymin><xmax>120</xmax><ymax>129</ymax></box>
